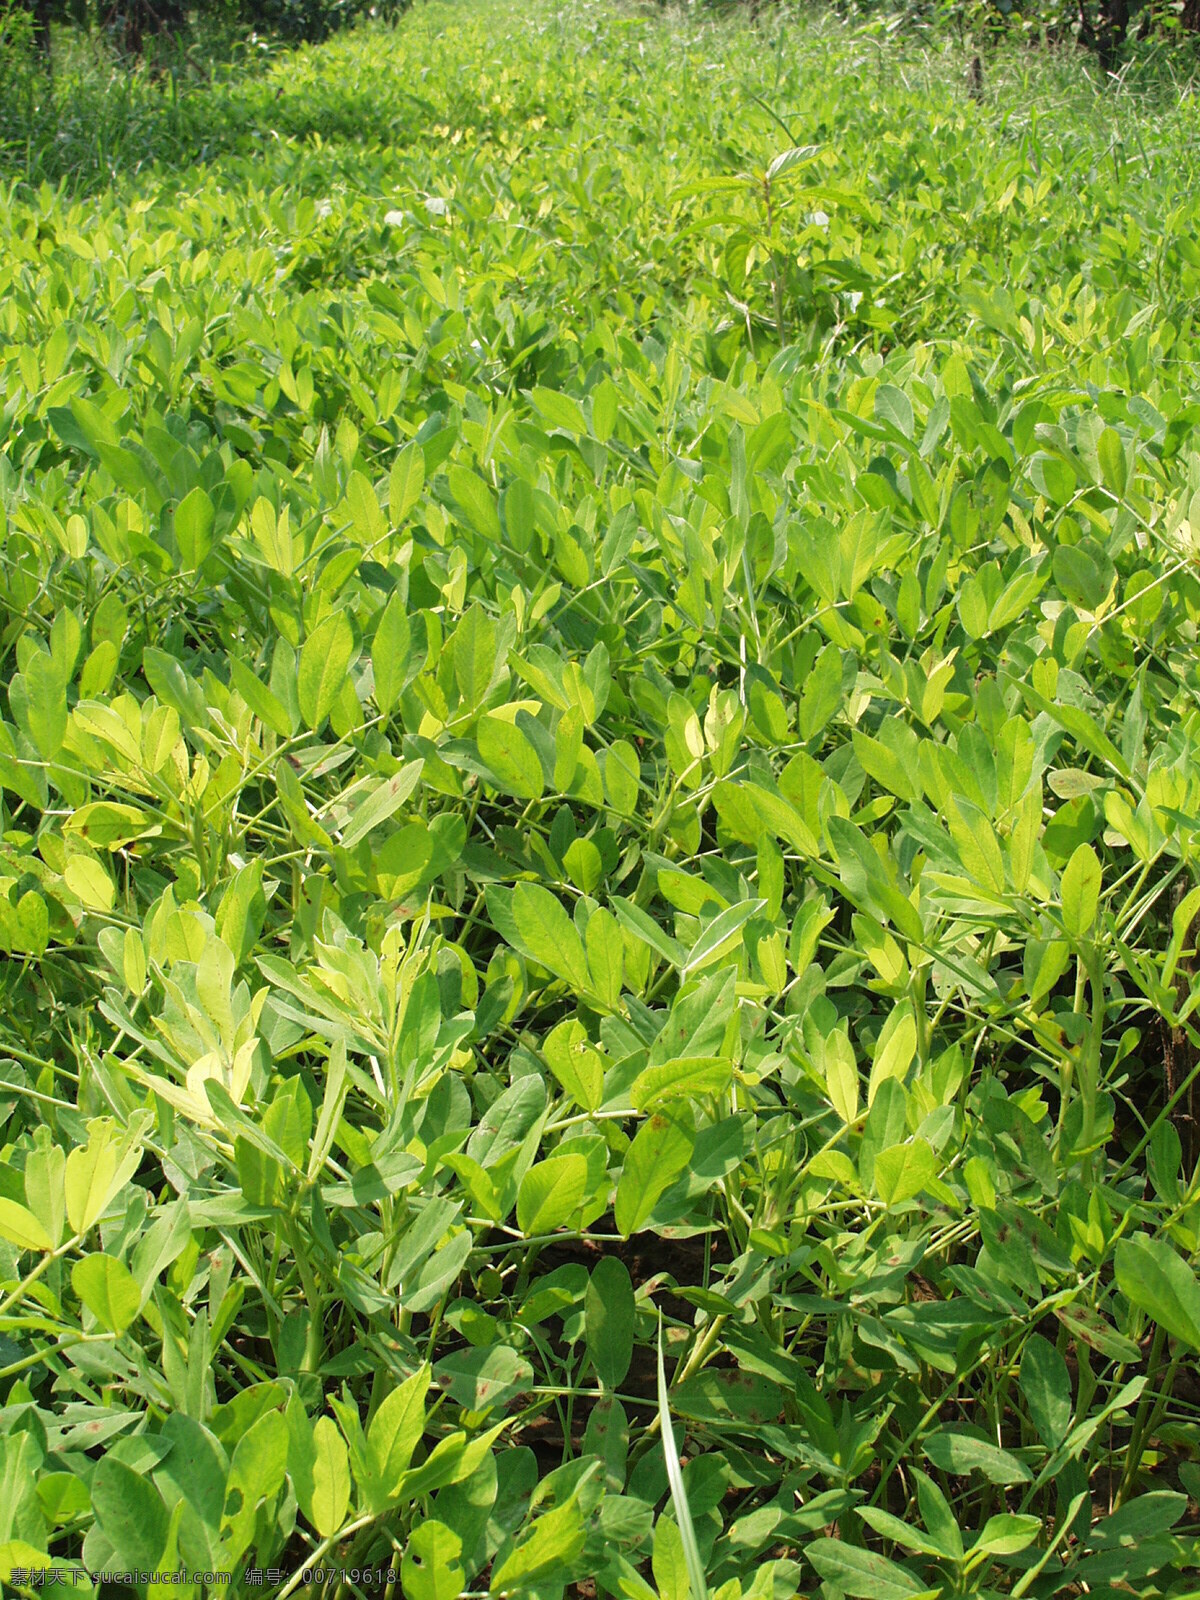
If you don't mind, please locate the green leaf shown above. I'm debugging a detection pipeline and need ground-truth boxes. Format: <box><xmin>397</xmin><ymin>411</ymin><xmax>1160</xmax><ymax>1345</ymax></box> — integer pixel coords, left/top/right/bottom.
<box><xmin>1115</xmin><ymin>1235</ymin><xmax>1200</xmax><ymax>1350</ymax></box>
<box><xmin>1061</xmin><ymin>842</ymin><xmax>1101</xmax><ymax>939</ymax></box>
<box><xmin>1013</xmin><ymin>681</ymin><xmax>1130</xmax><ymax>779</ymax></box>
<box><xmin>853</xmin><ymin>729</ymin><xmax>920</xmax><ymax>803</ymax></box>
<box><xmin>766</xmin><ymin>142</ymin><xmax>822</xmax><ymax>180</ymax></box>
<box><xmin>585</xmin><ymin>906</ymin><xmax>624</xmax><ymax>1012</ymax></box>
<box><xmin>174</xmin><ymin>485</ymin><xmax>216</xmax><ymax>571</ymax></box>
<box><xmin>396</xmin><ymin>1422</ymin><xmax>505</xmax><ymax>1501</ymax></box>
<box><xmin>154</xmin><ymin>1413</ymin><xmax>226</xmax><ymax>1554</ymax></box>
<box><xmin>367</xmin><ymin>1363</ymin><xmax>431</xmax><ymax>1507</ymax></box>
<box><xmin>873</xmin><ymin>1138</ymin><xmax>939</xmax><ymax>1206</ymax></box>
<box><xmin>615</xmin><ymin>1110</ymin><xmax>694</xmax><ymax>1237</ymax></box>
<box><xmin>913</xmin><ymin>1470</ymin><xmax>964</xmax><ymax>1560</ymax></box>
<box><xmin>1089</xmin><ymin>1491</ymin><xmax>1187</xmax><ymax>1546</ymax></box>
<box><xmin>868</xmin><ymin>1003</ymin><xmax>917</xmax><ymax>1103</ymax></box>
<box><xmin>972</xmin><ymin>1512</ymin><xmax>1040</xmax><ymax>1556</ymax></box>
<box><xmin>1019</xmin><ymin>1334</ymin><xmax>1072</xmax><ymax>1447</ymax></box>
<box><xmin>229</xmin><ymin>655</ymin><xmax>294</xmax><ymax>738</ymax></box>
<box><xmin>478</xmin><ymin>714</ymin><xmax>545</xmax><ymax>801</ymax></box>
<box><xmin>72</xmin><ymin>1253</ymin><xmax>141</xmax><ymax>1335</ymax></box>
<box><xmin>0</xmin><ymin>1543</ymin><xmax>53</xmax><ymax>1588</ymax></box>
<box><xmin>65</xmin><ymin>1121</ymin><xmax>143</xmax><ymax>1236</ymax></box>
<box><xmin>286</xmin><ymin>1399</ymin><xmax>318</xmax><ymax>1525</ymax></box>
<box><xmin>682</xmin><ymin>898</ymin><xmax>765</xmax><ymax>975</ymax></box>
<box><xmin>612</xmin><ymin>894</ymin><xmax>687</xmax><ymax>969</ymax></box>
<box><xmin>449</xmin><ymin>603</ymin><xmax>499</xmax><ymax>710</ymax></box>
<box><xmin>510</xmin><ymin>882</ymin><xmax>590</xmax><ymax>989</ymax></box>
<box><xmin>298</xmin><ymin>611</ymin><xmax>355</xmax><ymax>730</ymax></box>
<box><xmin>586</xmin><ymin>1257</ymin><xmax>635</xmax><ymax>1389</ymax></box>
<box><xmin>222</xmin><ymin>1407</ymin><xmax>288</xmax><ymax>1555</ymax></box>
<box><xmin>923</xmin><ymin>1429</ymin><xmax>1032</xmax><ymax>1484</ymax></box>
<box><xmin>344</xmin><ymin>468</ymin><xmax>387</xmax><ymax>542</ymax></box>
<box><xmin>856</xmin><ymin>1506</ymin><xmax>950</xmax><ymax>1560</ymax></box>
<box><xmin>340</xmin><ymin>759</ymin><xmax>424</xmax><ymax>849</ymax></box>
<box><xmin>490</xmin><ymin>1491</ymin><xmax>587</xmax><ymax>1593</ymax></box>
<box><xmin>64</xmin><ymin>801</ymin><xmax>158</xmax><ymax>851</ymax></box>
<box><xmin>21</xmin><ymin>651</ymin><xmax>67</xmax><ymax>760</ymax></box>
<box><xmin>530</xmin><ymin>387</ymin><xmax>587</xmax><ymax>435</ymax></box>
<box><xmin>0</xmin><ymin>1197</ymin><xmax>53</xmax><ymax>1253</ymax></box>
<box><xmin>1097</xmin><ymin>426</ymin><xmax>1128</xmax><ymax>495</ymax></box>
<box><xmin>653</xmin><ymin>1514</ymin><xmax>691</xmax><ymax>1600</ymax></box>
<box><xmin>542</xmin><ymin>1019</ymin><xmax>605</xmax><ymax>1112</ymax></box>
<box><xmin>310</xmin><ymin>1415</ymin><xmax>351</xmax><ymax>1537</ymax></box>
<box><xmin>92</xmin><ymin>1457</ymin><xmax>171</xmax><ymax>1573</ymax></box>
<box><xmin>1031</xmin><ymin>453</ymin><xmax>1076</xmax><ymax>505</ymax></box>
<box><xmin>403</xmin><ymin>1520</ymin><xmax>465</xmax><ymax>1600</ymax></box>
<box><xmin>629</xmin><ymin>1056</ymin><xmax>732</xmax><ymax>1111</ymax></box>
<box><xmin>824</xmin><ymin>1031</ymin><xmax>859</xmax><ymax>1125</ymax></box>
<box><xmin>805</xmin><ymin>1539</ymin><xmax>925</xmax><ymax>1599</ymax></box>
<box><xmin>516</xmin><ymin>1154</ymin><xmax>588</xmax><ymax>1234</ymax></box>
<box><xmin>874</xmin><ymin>384</ymin><xmax>914</xmax><ymax>440</ymax></box>
<box><xmin>372</xmin><ymin>591</ymin><xmax>414</xmax><ymax>714</ymax></box>
<box><xmin>39</xmin><ymin>1471</ymin><xmax>92</xmax><ymax>1526</ymax></box>
<box><xmin>434</xmin><ymin>1345</ymin><xmax>533</xmax><ymax>1413</ymax></box>
<box><xmin>448</xmin><ymin>466</ymin><xmax>503</xmax><ymax>542</ymax></box>
<box><xmin>652</xmin><ymin>976</ymin><xmax>735</xmax><ymax>1067</ymax></box>
<box><xmin>390</xmin><ymin>440</ymin><xmax>425</xmax><ymax>523</ymax></box>
<box><xmin>603</xmin><ymin>739</ymin><xmax>641</xmax><ymax>812</ymax></box>
<box><xmin>215</xmin><ymin>859</ymin><xmax>268</xmax><ymax>966</ymax></box>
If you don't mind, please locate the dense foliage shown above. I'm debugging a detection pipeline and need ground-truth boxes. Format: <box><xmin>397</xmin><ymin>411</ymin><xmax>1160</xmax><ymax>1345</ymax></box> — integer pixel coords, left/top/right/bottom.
<box><xmin>2</xmin><ymin>0</ymin><xmax>1199</xmax><ymax>194</ymax></box>
<box><xmin>10</xmin><ymin>0</ymin><xmax>395</xmax><ymax>53</ymax></box>
<box><xmin>2</xmin><ymin>0</ymin><xmax>1200</xmax><ymax>1596</ymax></box>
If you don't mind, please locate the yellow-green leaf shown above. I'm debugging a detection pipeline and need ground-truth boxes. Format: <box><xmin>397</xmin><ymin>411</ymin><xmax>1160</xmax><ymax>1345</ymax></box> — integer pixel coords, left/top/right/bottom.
<box><xmin>0</xmin><ymin>1197</ymin><xmax>53</xmax><ymax>1252</ymax></box>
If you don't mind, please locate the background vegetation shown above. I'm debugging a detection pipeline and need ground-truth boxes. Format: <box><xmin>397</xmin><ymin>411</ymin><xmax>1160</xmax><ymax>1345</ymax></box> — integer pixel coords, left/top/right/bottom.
<box><xmin>1</xmin><ymin>0</ymin><xmax>1200</xmax><ymax>1597</ymax></box>
<box><xmin>2</xmin><ymin>0</ymin><xmax>1200</xmax><ymax>195</ymax></box>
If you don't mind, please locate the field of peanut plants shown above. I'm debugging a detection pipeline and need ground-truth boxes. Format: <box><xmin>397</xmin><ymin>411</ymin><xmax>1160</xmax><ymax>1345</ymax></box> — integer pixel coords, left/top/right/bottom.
<box><xmin>2</xmin><ymin>1</ymin><xmax>1200</xmax><ymax>1596</ymax></box>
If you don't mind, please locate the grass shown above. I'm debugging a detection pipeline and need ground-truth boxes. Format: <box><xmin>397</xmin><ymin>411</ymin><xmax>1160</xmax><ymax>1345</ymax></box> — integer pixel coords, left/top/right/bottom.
<box><xmin>2</xmin><ymin>3</ymin><xmax>1199</xmax><ymax>194</ymax></box>
<box><xmin>1</xmin><ymin>1</ymin><xmax>1200</xmax><ymax>1596</ymax></box>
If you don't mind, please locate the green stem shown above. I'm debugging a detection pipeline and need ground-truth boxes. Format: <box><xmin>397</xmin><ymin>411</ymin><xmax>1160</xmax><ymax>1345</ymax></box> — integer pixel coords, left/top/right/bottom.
<box><xmin>1113</xmin><ymin>1323</ymin><xmax>1169</xmax><ymax>1507</ymax></box>
<box><xmin>0</xmin><ymin>1231</ymin><xmax>83</xmax><ymax>1321</ymax></box>
<box><xmin>284</xmin><ymin>1217</ymin><xmax>323</xmax><ymax>1372</ymax></box>
<box><xmin>276</xmin><ymin>1514</ymin><xmax>375</xmax><ymax>1600</ymax></box>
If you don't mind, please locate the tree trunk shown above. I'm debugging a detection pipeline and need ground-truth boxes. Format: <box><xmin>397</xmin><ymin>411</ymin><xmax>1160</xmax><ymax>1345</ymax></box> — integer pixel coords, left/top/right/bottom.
<box><xmin>105</xmin><ymin>1</ymin><xmax>187</xmax><ymax>58</ymax></box>
<box><xmin>1079</xmin><ymin>0</ymin><xmax>1130</xmax><ymax>73</ymax></box>
<box><xmin>1097</xmin><ymin>0</ymin><xmax>1129</xmax><ymax>72</ymax></box>
<box><xmin>27</xmin><ymin>0</ymin><xmax>52</xmax><ymax>63</ymax></box>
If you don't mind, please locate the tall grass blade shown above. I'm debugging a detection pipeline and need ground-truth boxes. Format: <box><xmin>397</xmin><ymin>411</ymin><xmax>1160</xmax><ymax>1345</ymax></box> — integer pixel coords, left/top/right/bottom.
<box><xmin>656</xmin><ymin>1313</ymin><xmax>709</xmax><ymax>1600</ymax></box>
